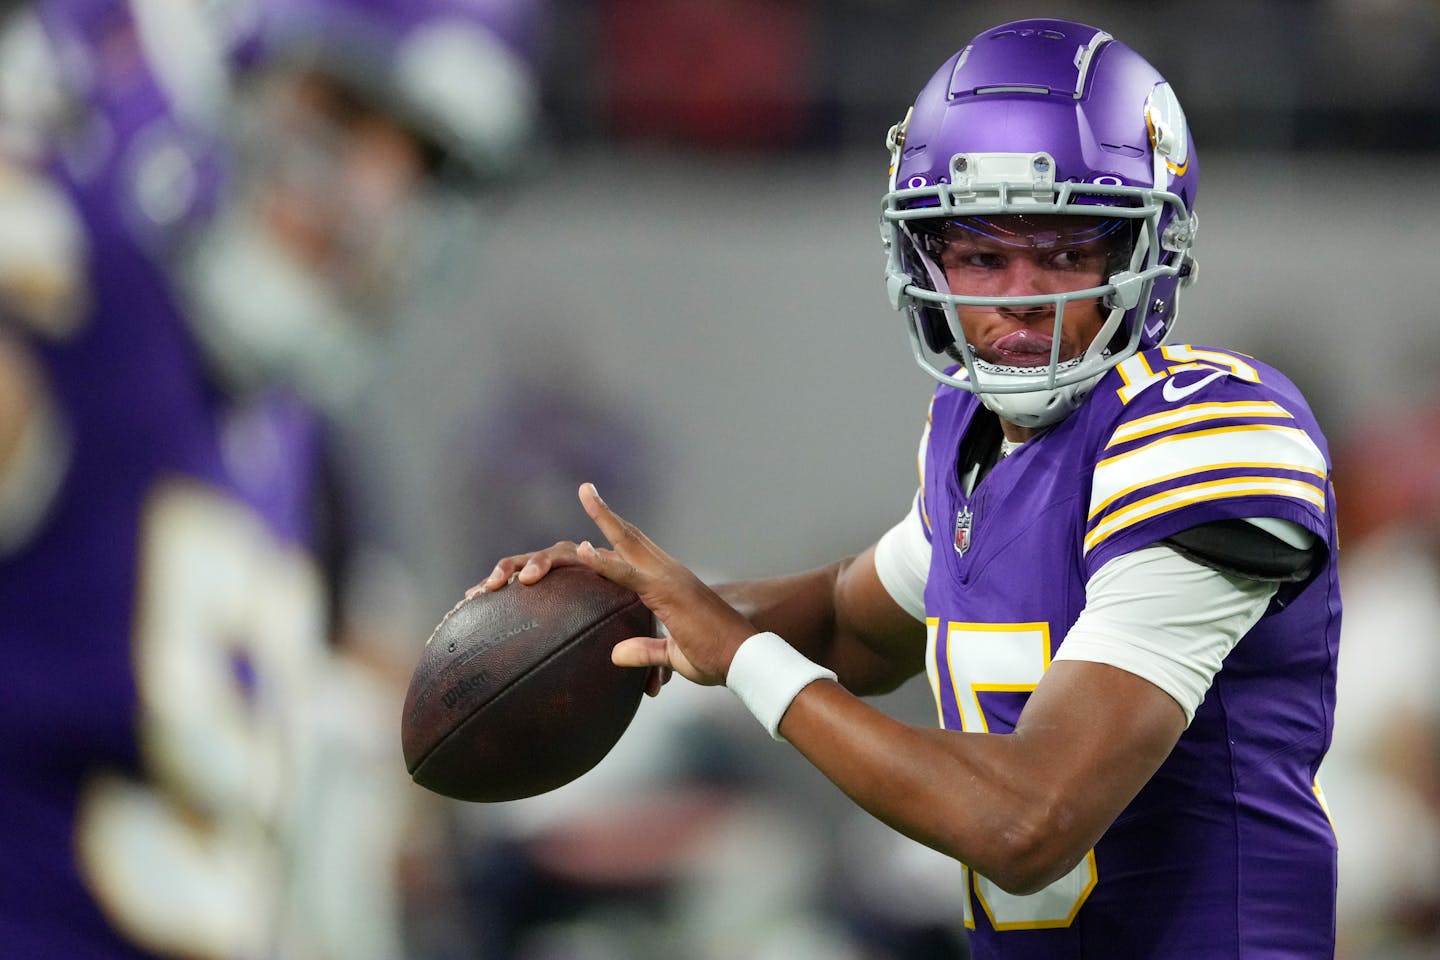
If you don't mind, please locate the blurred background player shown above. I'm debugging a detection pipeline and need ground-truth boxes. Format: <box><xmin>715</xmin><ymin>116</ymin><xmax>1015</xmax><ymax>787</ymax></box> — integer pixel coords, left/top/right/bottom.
<box><xmin>0</xmin><ymin>0</ymin><xmax>541</xmax><ymax>956</ymax></box>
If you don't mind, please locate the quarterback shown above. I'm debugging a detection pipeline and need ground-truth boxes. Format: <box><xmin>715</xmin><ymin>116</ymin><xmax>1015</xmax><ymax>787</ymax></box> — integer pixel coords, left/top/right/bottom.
<box><xmin>480</xmin><ymin>18</ymin><xmax>1340</xmax><ymax>958</ymax></box>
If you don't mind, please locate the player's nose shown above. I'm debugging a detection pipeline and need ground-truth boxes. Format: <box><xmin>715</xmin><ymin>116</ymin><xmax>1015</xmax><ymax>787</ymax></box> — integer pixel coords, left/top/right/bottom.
<box><xmin>993</xmin><ymin>259</ymin><xmax>1054</xmax><ymax>320</ymax></box>
<box><xmin>998</xmin><ymin>256</ymin><xmax>1049</xmax><ymax>292</ymax></box>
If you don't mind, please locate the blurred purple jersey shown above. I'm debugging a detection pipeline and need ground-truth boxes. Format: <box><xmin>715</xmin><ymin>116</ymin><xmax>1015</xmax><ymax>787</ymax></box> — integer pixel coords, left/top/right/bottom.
<box><xmin>0</xmin><ymin>5</ymin><xmax>329</xmax><ymax>957</ymax></box>
<box><xmin>917</xmin><ymin>346</ymin><xmax>1340</xmax><ymax>958</ymax></box>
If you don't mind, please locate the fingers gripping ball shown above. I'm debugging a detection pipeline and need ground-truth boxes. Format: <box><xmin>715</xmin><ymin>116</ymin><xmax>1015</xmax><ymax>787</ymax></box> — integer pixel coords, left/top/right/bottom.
<box><xmin>401</xmin><ymin>566</ymin><xmax>654</xmax><ymax>802</ymax></box>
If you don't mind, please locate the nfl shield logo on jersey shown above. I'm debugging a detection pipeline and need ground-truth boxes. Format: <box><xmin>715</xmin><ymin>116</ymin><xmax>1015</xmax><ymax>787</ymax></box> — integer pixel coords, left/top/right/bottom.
<box><xmin>954</xmin><ymin>505</ymin><xmax>974</xmax><ymax>556</ymax></box>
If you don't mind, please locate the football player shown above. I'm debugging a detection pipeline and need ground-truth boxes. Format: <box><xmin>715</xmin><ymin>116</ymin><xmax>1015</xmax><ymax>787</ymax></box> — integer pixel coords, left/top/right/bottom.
<box><xmin>477</xmin><ymin>18</ymin><xmax>1340</xmax><ymax>959</ymax></box>
<box><xmin>0</xmin><ymin>0</ymin><xmax>538</xmax><ymax>957</ymax></box>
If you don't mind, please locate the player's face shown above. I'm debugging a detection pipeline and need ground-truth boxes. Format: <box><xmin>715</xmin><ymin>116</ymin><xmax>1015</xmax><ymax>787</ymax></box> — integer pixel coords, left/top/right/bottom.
<box><xmin>247</xmin><ymin>69</ymin><xmax>430</xmax><ymax>303</ymax></box>
<box><xmin>177</xmin><ymin>67</ymin><xmax>452</xmax><ymax>411</ymax></box>
<box><xmin>934</xmin><ymin>214</ymin><xmax>1120</xmax><ymax>368</ymax></box>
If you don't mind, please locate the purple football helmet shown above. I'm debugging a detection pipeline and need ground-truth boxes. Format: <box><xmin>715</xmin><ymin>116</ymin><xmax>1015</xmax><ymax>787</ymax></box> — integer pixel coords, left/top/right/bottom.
<box><xmin>882</xmin><ymin>18</ymin><xmax>1199</xmax><ymax>428</ymax></box>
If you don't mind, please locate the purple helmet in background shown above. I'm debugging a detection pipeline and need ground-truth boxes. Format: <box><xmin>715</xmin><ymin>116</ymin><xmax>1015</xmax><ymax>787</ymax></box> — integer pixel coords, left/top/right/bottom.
<box><xmin>882</xmin><ymin>18</ymin><xmax>1199</xmax><ymax>428</ymax></box>
<box><xmin>171</xmin><ymin>0</ymin><xmax>544</xmax><ymax>412</ymax></box>
<box><xmin>228</xmin><ymin>0</ymin><xmax>543</xmax><ymax>179</ymax></box>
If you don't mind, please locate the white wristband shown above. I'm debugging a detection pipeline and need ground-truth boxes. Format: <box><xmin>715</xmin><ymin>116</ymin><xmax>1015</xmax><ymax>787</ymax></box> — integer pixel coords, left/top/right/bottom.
<box><xmin>726</xmin><ymin>631</ymin><xmax>837</xmax><ymax>741</ymax></box>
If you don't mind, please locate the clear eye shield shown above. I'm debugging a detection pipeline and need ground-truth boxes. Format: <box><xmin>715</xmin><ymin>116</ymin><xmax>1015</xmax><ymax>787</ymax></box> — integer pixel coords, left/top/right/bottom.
<box><xmin>918</xmin><ymin>213</ymin><xmax>1129</xmax><ymax>253</ymax></box>
<box><xmin>911</xmin><ymin>214</ymin><xmax>1134</xmax><ymax>302</ymax></box>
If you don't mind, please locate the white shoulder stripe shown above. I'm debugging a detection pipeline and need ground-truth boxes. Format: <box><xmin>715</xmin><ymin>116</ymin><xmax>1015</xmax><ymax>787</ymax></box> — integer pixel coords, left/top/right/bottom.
<box><xmin>1085</xmin><ymin>477</ymin><xmax>1326</xmax><ymax>554</ymax></box>
<box><xmin>1090</xmin><ymin>423</ymin><xmax>1326</xmax><ymax>521</ymax></box>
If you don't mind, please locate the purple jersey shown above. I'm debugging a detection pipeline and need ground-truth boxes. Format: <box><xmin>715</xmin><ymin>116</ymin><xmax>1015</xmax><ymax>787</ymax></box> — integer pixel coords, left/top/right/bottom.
<box><xmin>917</xmin><ymin>346</ymin><xmax>1340</xmax><ymax>958</ymax></box>
<box><xmin>0</xmin><ymin>5</ymin><xmax>332</xmax><ymax>957</ymax></box>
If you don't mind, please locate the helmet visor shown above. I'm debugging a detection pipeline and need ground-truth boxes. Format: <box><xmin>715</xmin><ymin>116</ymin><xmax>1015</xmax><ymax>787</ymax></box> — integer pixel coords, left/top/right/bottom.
<box><xmin>912</xmin><ymin>214</ymin><xmax>1132</xmax><ymax>297</ymax></box>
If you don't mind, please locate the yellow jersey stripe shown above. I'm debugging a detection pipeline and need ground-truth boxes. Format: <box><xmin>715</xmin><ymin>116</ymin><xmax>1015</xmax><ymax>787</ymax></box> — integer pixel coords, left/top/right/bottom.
<box><xmin>1090</xmin><ymin>459</ymin><xmax>1328</xmax><ymax>521</ymax></box>
<box><xmin>1106</xmin><ymin>401</ymin><xmax>1293</xmax><ymax>448</ymax></box>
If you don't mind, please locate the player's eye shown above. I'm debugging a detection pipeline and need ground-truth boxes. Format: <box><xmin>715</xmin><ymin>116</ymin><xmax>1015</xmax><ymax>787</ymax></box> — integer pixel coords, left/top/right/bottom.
<box><xmin>942</xmin><ymin>248</ymin><xmax>1006</xmax><ymax>271</ymax></box>
<box><xmin>1045</xmin><ymin>248</ymin><xmax>1092</xmax><ymax>271</ymax></box>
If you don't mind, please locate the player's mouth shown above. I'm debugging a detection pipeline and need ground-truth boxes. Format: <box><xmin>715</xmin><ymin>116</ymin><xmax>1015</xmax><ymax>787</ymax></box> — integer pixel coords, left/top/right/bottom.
<box><xmin>988</xmin><ymin>328</ymin><xmax>1056</xmax><ymax>367</ymax></box>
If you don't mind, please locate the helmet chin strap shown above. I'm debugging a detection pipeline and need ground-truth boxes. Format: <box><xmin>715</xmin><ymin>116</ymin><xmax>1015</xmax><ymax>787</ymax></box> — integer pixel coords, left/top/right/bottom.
<box><xmin>978</xmin><ymin>381</ymin><xmax>1094</xmax><ymax>430</ymax></box>
<box><xmin>969</xmin><ymin>346</ymin><xmax>1113</xmax><ymax>430</ymax></box>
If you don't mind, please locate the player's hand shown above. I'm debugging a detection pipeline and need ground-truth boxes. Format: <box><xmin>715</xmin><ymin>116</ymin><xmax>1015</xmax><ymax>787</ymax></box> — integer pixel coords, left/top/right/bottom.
<box><xmin>574</xmin><ymin>482</ymin><xmax>755</xmax><ymax>688</ymax></box>
<box><xmin>468</xmin><ymin>541</ymin><xmax>586</xmax><ymax>595</ymax></box>
<box><xmin>466</xmin><ymin>526</ymin><xmax>675</xmax><ymax>696</ymax></box>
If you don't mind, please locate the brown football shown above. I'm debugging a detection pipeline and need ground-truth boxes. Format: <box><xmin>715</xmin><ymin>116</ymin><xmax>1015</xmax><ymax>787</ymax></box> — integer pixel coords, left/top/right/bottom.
<box><xmin>401</xmin><ymin>566</ymin><xmax>653</xmax><ymax>802</ymax></box>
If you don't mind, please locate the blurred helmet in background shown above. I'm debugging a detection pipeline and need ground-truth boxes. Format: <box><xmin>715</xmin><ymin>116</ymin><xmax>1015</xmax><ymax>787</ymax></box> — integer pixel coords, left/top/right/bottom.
<box><xmin>179</xmin><ymin>0</ymin><xmax>544</xmax><ymax>412</ymax></box>
<box><xmin>882</xmin><ymin>18</ymin><xmax>1199</xmax><ymax>428</ymax></box>
<box><xmin>226</xmin><ymin>0</ymin><xmax>542</xmax><ymax>180</ymax></box>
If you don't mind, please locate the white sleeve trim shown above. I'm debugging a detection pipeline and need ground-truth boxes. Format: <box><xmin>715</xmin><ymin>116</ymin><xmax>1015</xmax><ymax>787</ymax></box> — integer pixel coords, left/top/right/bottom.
<box><xmin>1054</xmin><ymin>543</ymin><xmax>1277</xmax><ymax>725</ymax></box>
<box><xmin>873</xmin><ymin>493</ymin><xmax>929</xmax><ymax>623</ymax></box>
